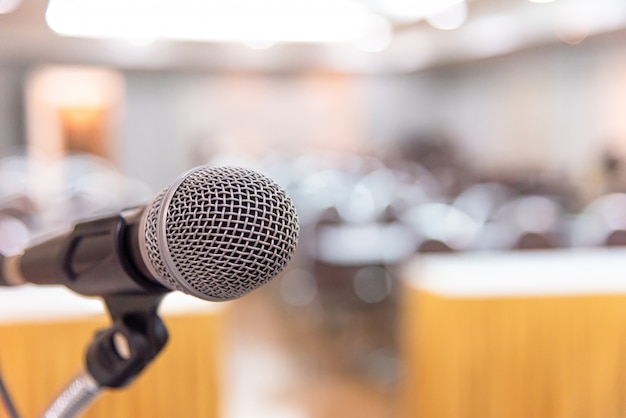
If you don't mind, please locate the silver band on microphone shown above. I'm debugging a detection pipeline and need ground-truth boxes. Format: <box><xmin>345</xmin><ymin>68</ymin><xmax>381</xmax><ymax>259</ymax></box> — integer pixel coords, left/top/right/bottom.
<box><xmin>2</xmin><ymin>254</ymin><xmax>26</xmax><ymax>286</ymax></box>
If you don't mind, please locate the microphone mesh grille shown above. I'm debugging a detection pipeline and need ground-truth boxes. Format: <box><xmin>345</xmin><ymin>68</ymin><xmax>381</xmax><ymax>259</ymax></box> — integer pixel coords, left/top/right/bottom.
<box><xmin>143</xmin><ymin>166</ymin><xmax>299</xmax><ymax>301</ymax></box>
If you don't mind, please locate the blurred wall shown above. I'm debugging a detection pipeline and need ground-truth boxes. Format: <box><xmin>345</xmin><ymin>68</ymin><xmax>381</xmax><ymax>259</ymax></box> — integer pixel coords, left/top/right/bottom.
<box><xmin>0</xmin><ymin>32</ymin><xmax>625</xmax><ymax>192</ymax></box>
<box><xmin>117</xmin><ymin>72</ymin><xmax>192</xmax><ymax>190</ymax></box>
<box><xmin>0</xmin><ymin>66</ymin><xmax>25</xmax><ymax>156</ymax></box>
<box><xmin>362</xmin><ymin>72</ymin><xmax>441</xmax><ymax>145</ymax></box>
<box><xmin>117</xmin><ymin>71</ymin><xmax>369</xmax><ymax>190</ymax></box>
<box><xmin>433</xmin><ymin>32</ymin><xmax>626</xmax><ymax>184</ymax></box>
<box><xmin>113</xmin><ymin>32</ymin><xmax>626</xmax><ymax>192</ymax></box>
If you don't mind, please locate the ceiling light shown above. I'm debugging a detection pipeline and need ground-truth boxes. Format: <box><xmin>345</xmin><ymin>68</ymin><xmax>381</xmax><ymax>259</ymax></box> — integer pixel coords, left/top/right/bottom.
<box><xmin>354</xmin><ymin>14</ymin><xmax>393</xmax><ymax>52</ymax></box>
<box><xmin>426</xmin><ymin>1</ymin><xmax>468</xmax><ymax>30</ymax></box>
<box><xmin>0</xmin><ymin>0</ymin><xmax>21</xmax><ymax>14</ymax></box>
<box><xmin>378</xmin><ymin>0</ymin><xmax>465</xmax><ymax>20</ymax></box>
<box><xmin>463</xmin><ymin>15</ymin><xmax>521</xmax><ymax>57</ymax></box>
<box><xmin>46</xmin><ymin>0</ymin><xmax>388</xmax><ymax>45</ymax></box>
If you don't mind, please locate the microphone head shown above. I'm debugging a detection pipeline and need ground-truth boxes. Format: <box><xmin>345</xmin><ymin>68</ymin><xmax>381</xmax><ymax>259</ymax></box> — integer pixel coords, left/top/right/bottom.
<box><xmin>140</xmin><ymin>166</ymin><xmax>299</xmax><ymax>301</ymax></box>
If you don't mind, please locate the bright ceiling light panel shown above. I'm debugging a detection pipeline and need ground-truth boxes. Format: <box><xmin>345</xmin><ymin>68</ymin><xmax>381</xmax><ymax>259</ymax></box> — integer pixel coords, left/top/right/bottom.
<box><xmin>0</xmin><ymin>0</ymin><xmax>21</xmax><ymax>14</ymax></box>
<box><xmin>426</xmin><ymin>1</ymin><xmax>468</xmax><ymax>30</ymax></box>
<box><xmin>46</xmin><ymin>0</ymin><xmax>388</xmax><ymax>44</ymax></box>
<box><xmin>378</xmin><ymin>0</ymin><xmax>465</xmax><ymax>20</ymax></box>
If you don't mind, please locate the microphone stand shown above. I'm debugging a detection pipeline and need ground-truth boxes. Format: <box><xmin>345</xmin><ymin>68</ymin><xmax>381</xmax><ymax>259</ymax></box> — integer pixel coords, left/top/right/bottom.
<box><xmin>42</xmin><ymin>292</ymin><xmax>168</xmax><ymax>418</ymax></box>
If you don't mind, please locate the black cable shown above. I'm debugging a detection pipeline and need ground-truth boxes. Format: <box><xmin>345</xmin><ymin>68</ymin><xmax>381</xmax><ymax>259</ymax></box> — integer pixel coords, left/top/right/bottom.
<box><xmin>0</xmin><ymin>363</ymin><xmax>20</xmax><ymax>418</ymax></box>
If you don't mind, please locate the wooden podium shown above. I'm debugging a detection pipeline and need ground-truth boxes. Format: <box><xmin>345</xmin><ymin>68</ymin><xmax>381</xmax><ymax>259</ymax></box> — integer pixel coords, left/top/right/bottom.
<box><xmin>401</xmin><ymin>249</ymin><xmax>626</xmax><ymax>418</ymax></box>
<box><xmin>0</xmin><ymin>288</ymin><xmax>226</xmax><ymax>418</ymax></box>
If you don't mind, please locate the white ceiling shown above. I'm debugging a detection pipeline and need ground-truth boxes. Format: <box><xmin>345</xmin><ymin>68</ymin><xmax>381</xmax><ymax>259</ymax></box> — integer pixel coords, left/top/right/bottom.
<box><xmin>0</xmin><ymin>0</ymin><xmax>624</xmax><ymax>73</ymax></box>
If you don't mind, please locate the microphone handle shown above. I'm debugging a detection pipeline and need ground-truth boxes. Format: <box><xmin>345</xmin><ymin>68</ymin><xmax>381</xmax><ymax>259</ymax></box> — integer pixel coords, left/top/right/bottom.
<box><xmin>0</xmin><ymin>209</ymin><xmax>167</xmax><ymax>297</ymax></box>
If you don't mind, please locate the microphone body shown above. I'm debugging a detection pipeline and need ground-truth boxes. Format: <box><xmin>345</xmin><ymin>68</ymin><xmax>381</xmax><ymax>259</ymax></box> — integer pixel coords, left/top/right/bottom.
<box><xmin>0</xmin><ymin>165</ymin><xmax>300</xmax><ymax>302</ymax></box>
<box><xmin>0</xmin><ymin>207</ymin><xmax>165</xmax><ymax>296</ymax></box>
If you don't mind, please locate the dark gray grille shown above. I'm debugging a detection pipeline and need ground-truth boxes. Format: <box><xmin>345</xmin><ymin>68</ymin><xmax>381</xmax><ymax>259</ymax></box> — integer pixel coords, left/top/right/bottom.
<box><xmin>143</xmin><ymin>166</ymin><xmax>299</xmax><ymax>301</ymax></box>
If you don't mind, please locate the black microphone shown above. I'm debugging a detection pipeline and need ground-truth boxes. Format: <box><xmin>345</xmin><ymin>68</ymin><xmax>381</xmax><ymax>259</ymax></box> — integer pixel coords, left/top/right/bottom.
<box><xmin>0</xmin><ymin>165</ymin><xmax>300</xmax><ymax>302</ymax></box>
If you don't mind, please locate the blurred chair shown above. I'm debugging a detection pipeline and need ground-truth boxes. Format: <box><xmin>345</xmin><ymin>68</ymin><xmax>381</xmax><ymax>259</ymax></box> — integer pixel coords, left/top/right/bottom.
<box><xmin>417</xmin><ymin>239</ymin><xmax>454</xmax><ymax>253</ymax></box>
<box><xmin>570</xmin><ymin>193</ymin><xmax>626</xmax><ymax>248</ymax></box>
<box><xmin>476</xmin><ymin>195</ymin><xmax>565</xmax><ymax>250</ymax></box>
<box><xmin>401</xmin><ymin>203</ymin><xmax>481</xmax><ymax>253</ymax></box>
<box><xmin>0</xmin><ymin>155</ymin><xmax>37</xmax><ymax>227</ymax></box>
<box><xmin>453</xmin><ymin>182</ymin><xmax>517</xmax><ymax>225</ymax></box>
<box><xmin>0</xmin><ymin>214</ymin><xmax>30</xmax><ymax>256</ymax></box>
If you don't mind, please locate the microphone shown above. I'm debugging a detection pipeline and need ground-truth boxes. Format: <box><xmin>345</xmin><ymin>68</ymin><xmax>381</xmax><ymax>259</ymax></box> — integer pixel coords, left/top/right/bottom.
<box><xmin>0</xmin><ymin>165</ymin><xmax>300</xmax><ymax>302</ymax></box>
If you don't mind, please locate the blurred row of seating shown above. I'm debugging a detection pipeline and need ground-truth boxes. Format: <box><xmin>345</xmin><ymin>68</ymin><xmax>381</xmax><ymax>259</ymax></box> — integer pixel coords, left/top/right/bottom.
<box><xmin>247</xmin><ymin>151</ymin><xmax>626</xmax><ymax>261</ymax></box>
<box><xmin>1</xmin><ymin>148</ymin><xmax>624</xmax><ymax>264</ymax></box>
<box><xmin>0</xmin><ymin>152</ymin><xmax>153</xmax><ymax>255</ymax></box>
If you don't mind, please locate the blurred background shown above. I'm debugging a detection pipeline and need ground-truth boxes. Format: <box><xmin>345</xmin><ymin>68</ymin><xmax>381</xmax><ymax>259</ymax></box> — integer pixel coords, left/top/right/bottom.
<box><xmin>2</xmin><ymin>0</ymin><xmax>626</xmax><ymax>417</ymax></box>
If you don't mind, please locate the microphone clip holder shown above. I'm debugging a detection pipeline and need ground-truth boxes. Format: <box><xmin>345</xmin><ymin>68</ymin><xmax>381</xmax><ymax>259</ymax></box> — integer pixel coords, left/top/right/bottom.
<box><xmin>43</xmin><ymin>293</ymin><xmax>169</xmax><ymax>418</ymax></box>
<box><xmin>87</xmin><ymin>292</ymin><xmax>169</xmax><ymax>389</ymax></box>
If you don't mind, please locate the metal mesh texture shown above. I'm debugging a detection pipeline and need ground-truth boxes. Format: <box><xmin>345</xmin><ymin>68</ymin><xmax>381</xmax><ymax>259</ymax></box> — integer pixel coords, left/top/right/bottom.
<box><xmin>143</xmin><ymin>166</ymin><xmax>299</xmax><ymax>300</ymax></box>
<box><xmin>143</xmin><ymin>188</ymin><xmax>174</xmax><ymax>289</ymax></box>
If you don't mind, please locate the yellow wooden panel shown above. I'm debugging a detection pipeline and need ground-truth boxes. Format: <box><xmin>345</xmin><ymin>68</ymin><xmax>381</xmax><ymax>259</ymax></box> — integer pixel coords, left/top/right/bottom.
<box><xmin>400</xmin><ymin>289</ymin><xmax>626</xmax><ymax>418</ymax></box>
<box><xmin>0</xmin><ymin>312</ymin><xmax>225</xmax><ymax>418</ymax></box>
